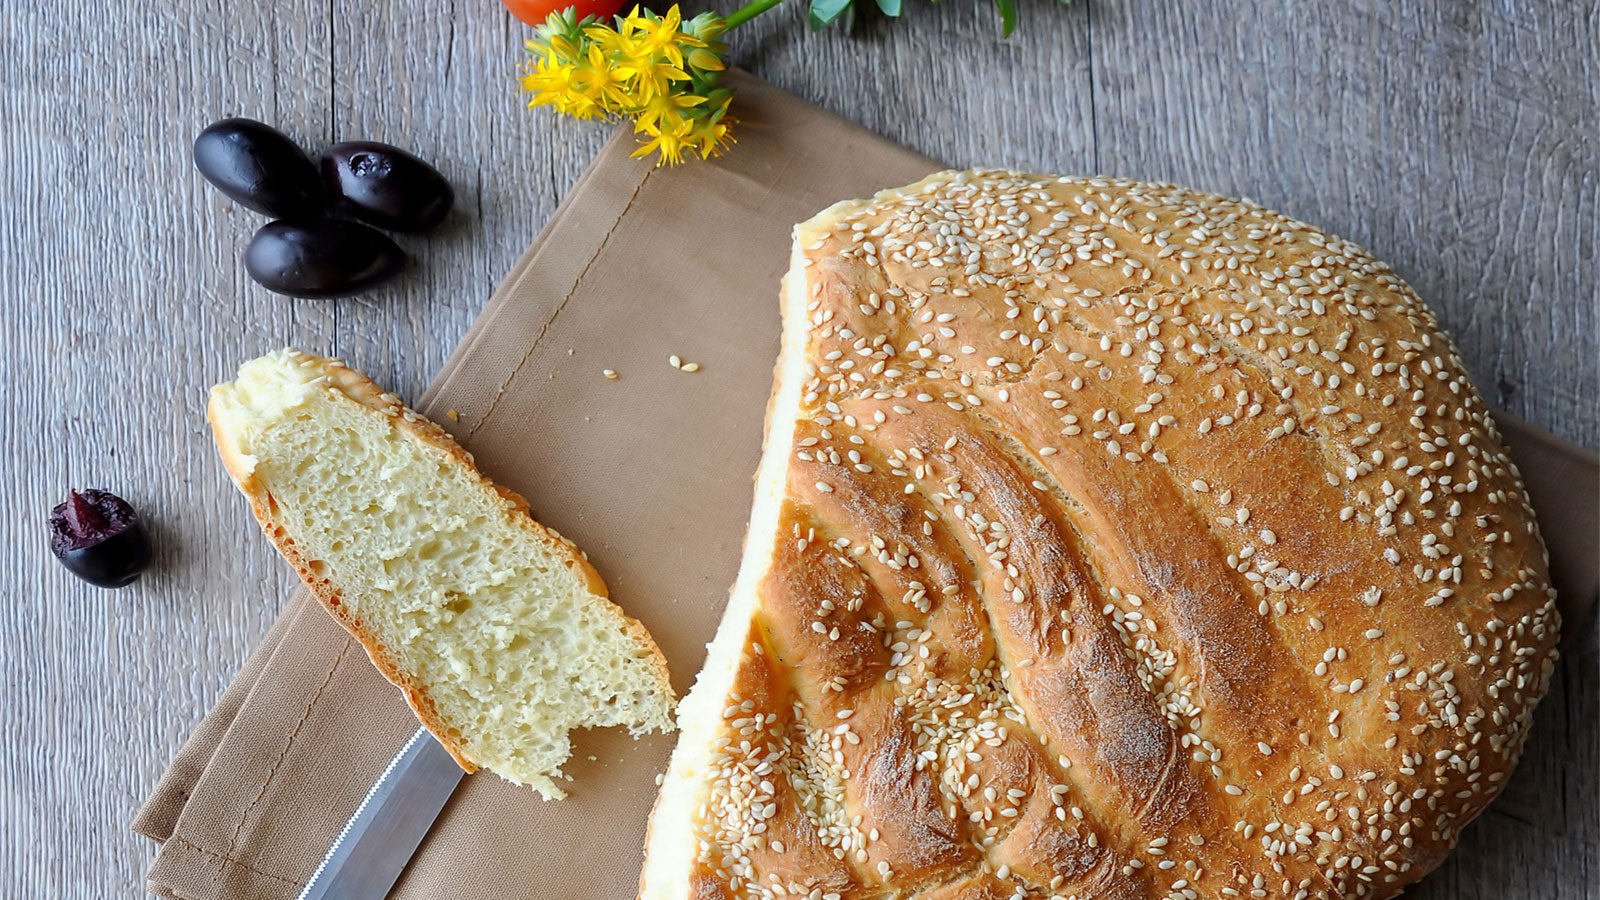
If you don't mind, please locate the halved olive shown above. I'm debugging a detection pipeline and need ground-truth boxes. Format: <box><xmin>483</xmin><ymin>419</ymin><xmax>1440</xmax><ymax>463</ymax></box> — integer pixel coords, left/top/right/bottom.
<box><xmin>321</xmin><ymin>142</ymin><xmax>453</xmax><ymax>232</ymax></box>
<box><xmin>245</xmin><ymin>219</ymin><xmax>405</xmax><ymax>298</ymax></box>
<box><xmin>48</xmin><ymin>489</ymin><xmax>154</xmax><ymax>589</ymax></box>
<box><xmin>193</xmin><ymin>118</ymin><xmax>323</xmax><ymax>217</ymax></box>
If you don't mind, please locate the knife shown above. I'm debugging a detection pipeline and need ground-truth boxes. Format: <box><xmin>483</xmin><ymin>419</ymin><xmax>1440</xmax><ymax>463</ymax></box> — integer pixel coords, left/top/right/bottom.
<box><xmin>296</xmin><ymin>726</ymin><xmax>467</xmax><ymax>900</ymax></box>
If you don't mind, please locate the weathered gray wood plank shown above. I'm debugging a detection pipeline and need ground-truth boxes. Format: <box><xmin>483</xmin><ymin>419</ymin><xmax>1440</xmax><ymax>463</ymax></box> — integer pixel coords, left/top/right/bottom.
<box><xmin>1</xmin><ymin>0</ymin><xmax>338</xmax><ymax>895</ymax></box>
<box><xmin>0</xmin><ymin>0</ymin><xmax>1592</xmax><ymax>897</ymax></box>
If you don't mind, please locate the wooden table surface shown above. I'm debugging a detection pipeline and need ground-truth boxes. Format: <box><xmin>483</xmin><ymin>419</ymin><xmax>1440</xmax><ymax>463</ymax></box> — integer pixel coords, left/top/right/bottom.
<box><xmin>1</xmin><ymin>0</ymin><xmax>1593</xmax><ymax>897</ymax></box>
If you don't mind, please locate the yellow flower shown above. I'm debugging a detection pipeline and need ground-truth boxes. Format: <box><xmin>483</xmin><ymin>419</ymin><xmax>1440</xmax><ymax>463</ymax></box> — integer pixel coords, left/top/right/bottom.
<box><xmin>616</xmin><ymin>56</ymin><xmax>691</xmax><ymax>104</ymax></box>
<box><xmin>684</xmin><ymin>112</ymin><xmax>735</xmax><ymax>158</ymax></box>
<box><xmin>522</xmin><ymin>57</ymin><xmax>603</xmax><ymax>120</ymax></box>
<box><xmin>624</xmin><ymin>6</ymin><xmax>700</xmax><ymax>68</ymax></box>
<box><xmin>583</xmin><ymin>22</ymin><xmax>643</xmax><ymax>65</ymax></box>
<box><xmin>632</xmin><ymin>89</ymin><xmax>703</xmax><ymax>133</ymax></box>
<box><xmin>631</xmin><ymin>127</ymin><xmax>689</xmax><ymax>166</ymax></box>
<box><xmin>520</xmin><ymin>4</ymin><xmax>737</xmax><ymax>164</ymax></box>
<box><xmin>576</xmin><ymin>43</ymin><xmax>631</xmax><ymax>110</ymax></box>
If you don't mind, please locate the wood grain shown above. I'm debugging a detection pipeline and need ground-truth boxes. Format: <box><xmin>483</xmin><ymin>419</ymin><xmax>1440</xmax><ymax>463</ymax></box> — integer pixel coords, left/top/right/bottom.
<box><xmin>0</xmin><ymin>0</ymin><xmax>1592</xmax><ymax>897</ymax></box>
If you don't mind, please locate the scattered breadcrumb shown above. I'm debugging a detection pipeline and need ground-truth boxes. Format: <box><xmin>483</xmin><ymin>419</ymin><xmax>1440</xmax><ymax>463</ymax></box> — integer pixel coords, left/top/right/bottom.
<box><xmin>445</xmin><ymin>409</ymin><xmax>459</xmax><ymax>421</ymax></box>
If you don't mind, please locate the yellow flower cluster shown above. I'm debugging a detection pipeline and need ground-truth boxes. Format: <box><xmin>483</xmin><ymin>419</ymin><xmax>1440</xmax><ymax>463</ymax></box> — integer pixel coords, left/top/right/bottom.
<box><xmin>522</xmin><ymin>6</ymin><xmax>734</xmax><ymax>165</ymax></box>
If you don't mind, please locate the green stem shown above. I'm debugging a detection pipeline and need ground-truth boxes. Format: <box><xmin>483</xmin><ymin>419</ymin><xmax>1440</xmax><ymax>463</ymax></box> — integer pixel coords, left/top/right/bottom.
<box><xmin>722</xmin><ymin>0</ymin><xmax>786</xmax><ymax>31</ymax></box>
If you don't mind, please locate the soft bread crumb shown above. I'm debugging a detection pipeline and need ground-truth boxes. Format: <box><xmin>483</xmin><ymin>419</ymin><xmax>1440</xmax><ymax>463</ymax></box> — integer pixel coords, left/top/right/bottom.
<box><xmin>210</xmin><ymin>349</ymin><xmax>675</xmax><ymax>800</ymax></box>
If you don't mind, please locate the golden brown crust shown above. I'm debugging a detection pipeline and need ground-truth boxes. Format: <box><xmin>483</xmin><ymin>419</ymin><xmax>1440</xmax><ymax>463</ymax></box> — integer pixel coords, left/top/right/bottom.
<box><xmin>656</xmin><ymin>172</ymin><xmax>1560</xmax><ymax>900</ymax></box>
<box><xmin>208</xmin><ymin>351</ymin><xmax>673</xmax><ymax>775</ymax></box>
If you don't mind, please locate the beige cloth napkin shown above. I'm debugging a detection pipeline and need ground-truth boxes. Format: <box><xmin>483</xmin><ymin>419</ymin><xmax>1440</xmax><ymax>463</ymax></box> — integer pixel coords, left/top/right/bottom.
<box><xmin>132</xmin><ymin>71</ymin><xmax>1599</xmax><ymax>900</ymax></box>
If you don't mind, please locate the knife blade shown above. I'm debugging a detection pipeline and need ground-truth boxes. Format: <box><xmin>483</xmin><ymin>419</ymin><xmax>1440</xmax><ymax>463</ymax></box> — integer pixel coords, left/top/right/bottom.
<box><xmin>296</xmin><ymin>726</ymin><xmax>466</xmax><ymax>900</ymax></box>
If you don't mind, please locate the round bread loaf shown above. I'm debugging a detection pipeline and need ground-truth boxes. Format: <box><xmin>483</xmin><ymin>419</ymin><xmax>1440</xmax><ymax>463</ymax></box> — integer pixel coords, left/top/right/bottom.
<box><xmin>639</xmin><ymin>170</ymin><xmax>1560</xmax><ymax>900</ymax></box>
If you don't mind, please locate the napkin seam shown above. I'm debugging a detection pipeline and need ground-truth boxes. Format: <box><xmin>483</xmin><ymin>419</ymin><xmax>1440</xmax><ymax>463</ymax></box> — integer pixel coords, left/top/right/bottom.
<box><xmin>165</xmin><ymin>836</ymin><xmax>302</xmax><ymax>888</ymax></box>
<box><xmin>465</xmin><ymin>164</ymin><xmax>656</xmax><ymax>441</ymax></box>
<box><xmin>220</xmin><ymin>636</ymin><xmax>355</xmax><ymax>862</ymax></box>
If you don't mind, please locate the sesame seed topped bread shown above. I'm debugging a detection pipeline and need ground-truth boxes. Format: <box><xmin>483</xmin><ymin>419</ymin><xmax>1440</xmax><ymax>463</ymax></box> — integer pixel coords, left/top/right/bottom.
<box><xmin>209</xmin><ymin>349</ymin><xmax>674</xmax><ymax>800</ymax></box>
<box><xmin>639</xmin><ymin>171</ymin><xmax>1559</xmax><ymax>900</ymax></box>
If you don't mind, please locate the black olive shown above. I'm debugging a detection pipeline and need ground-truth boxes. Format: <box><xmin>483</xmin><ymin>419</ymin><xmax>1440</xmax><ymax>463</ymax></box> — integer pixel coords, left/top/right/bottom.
<box><xmin>321</xmin><ymin>142</ymin><xmax>453</xmax><ymax>232</ymax></box>
<box><xmin>49</xmin><ymin>490</ymin><xmax>154</xmax><ymax>589</ymax></box>
<box><xmin>245</xmin><ymin>219</ymin><xmax>405</xmax><ymax>298</ymax></box>
<box><xmin>193</xmin><ymin>118</ymin><xmax>324</xmax><ymax>217</ymax></box>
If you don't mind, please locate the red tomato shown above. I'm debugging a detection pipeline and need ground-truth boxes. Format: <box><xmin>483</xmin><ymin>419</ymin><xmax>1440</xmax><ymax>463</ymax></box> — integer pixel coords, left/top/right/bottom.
<box><xmin>500</xmin><ymin>0</ymin><xmax>625</xmax><ymax>26</ymax></box>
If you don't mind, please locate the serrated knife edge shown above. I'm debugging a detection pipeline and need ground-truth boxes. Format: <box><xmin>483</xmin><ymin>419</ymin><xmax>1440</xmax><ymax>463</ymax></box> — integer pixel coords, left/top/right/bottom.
<box><xmin>296</xmin><ymin>726</ymin><xmax>466</xmax><ymax>900</ymax></box>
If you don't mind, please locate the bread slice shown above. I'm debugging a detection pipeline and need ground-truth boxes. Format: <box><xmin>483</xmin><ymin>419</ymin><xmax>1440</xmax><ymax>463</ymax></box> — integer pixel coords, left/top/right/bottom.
<box><xmin>209</xmin><ymin>349</ymin><xmax>674</xmax><ymax>799</ymax></box>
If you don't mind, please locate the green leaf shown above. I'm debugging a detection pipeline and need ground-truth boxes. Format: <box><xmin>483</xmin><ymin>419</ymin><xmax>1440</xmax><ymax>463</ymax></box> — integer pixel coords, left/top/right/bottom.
<box><xmin>993</xmin><ymin>0</ymin><xmax>1016</xmax><ymax>36</ymax></box>
<box><xmin>809</xmin><ymin>0</ymin><xmax>853</xmax><ymax>29</ymax></box>
<box><xmin>874</xmin><ymin>0</ymin><xmax>902</xmax><ymax>16</ymax></box>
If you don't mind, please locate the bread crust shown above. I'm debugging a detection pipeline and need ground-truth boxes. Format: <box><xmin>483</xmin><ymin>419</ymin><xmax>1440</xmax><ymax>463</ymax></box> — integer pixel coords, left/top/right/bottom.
<box><xmin>209</xmin><ymin>351</ymin><xmax>674</xmax><ymax>777</ymax></box>
<box><xmin>642</xmin><ymin>172</ymin><xmax>1560</xmax><ymax>900</ymax></box>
